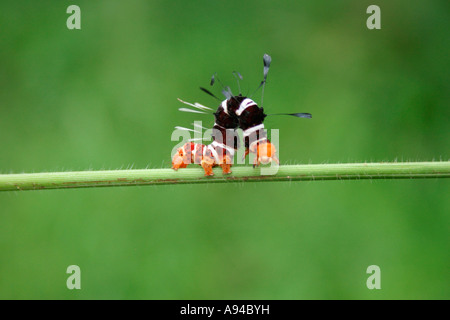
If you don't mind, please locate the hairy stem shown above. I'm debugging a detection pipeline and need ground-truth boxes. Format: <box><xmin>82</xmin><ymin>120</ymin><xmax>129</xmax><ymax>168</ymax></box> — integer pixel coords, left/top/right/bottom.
<box><xmin>0</xmin><ymin>161</ymin><xmax>449</xmax><ymax>191</ymax></box>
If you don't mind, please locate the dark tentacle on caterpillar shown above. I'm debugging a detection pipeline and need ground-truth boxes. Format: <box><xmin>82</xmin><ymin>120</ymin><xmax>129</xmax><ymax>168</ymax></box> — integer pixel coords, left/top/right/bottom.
<box><xmin>172</xmin><ymin>54</ymin><xmax>311</xmax><ymax>176</ymax></box>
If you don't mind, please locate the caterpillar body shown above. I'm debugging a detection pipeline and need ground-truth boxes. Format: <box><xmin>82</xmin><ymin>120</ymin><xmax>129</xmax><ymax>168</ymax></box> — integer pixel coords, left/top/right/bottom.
<box><xmin>172</xmin><ymin>54</ymin><xmax>311</xmax><ymax>176</ymax></box>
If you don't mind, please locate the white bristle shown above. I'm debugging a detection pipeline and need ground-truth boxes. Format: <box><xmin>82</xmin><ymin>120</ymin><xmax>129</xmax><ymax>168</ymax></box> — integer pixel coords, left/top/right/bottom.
<box><xmin>174</xmin><ymin>126</ymin><xmax>201</xmax><ymax>133</ymax></box>
<box><xmin>178</xmin><ymin>108</ymin><xmax>206</xmax><ymax>114</ymax></box>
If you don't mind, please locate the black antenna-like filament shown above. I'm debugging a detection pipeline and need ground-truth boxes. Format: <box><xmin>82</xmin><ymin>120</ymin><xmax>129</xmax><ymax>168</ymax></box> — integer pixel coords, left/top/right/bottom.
<box><xmin>199</xmin><ymin>87</ymin><xmax>221</xmax><ymax>101</ymax></box>
<box><xmin>250</xmin><ymin>53</ymin><xmax>272</xmax><ymax>105</ymax></box>
<box><xmin>261</xmin><ymin>53</ymin><xmax>271</xmax><ymax>108</ymax></box>
<box><xmin>267</xmin><ymin>113</ymin><xmax>312</xmax><ymax>118</ymax></box>
<box><xmin>232</xmin><ymin>71</ymin><xmax>243</xmax><ymax>95</ymax></box>
<box><xmin>210</xmin><ymin>72</ymin><xmax>232</xmax><ymax>99</ymax></box>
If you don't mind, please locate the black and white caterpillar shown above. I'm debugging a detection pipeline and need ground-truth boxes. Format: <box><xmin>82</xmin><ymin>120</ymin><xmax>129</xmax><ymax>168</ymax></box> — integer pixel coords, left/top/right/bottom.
<box><xmin>172</xmin><ymin>54</ymin><xmax>311</xmax><ymax>176</ymax></box>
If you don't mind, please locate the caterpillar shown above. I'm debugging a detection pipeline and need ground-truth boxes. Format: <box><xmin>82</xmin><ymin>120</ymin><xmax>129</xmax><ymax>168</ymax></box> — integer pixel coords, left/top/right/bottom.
<box><xmin>172</xmin><ymin>54</ymin><xmax>311</xmax><ymax>176</ymax></box>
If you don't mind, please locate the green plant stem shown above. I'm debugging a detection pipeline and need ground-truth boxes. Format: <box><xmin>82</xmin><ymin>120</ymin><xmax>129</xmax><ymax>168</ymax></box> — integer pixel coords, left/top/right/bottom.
<box><xmin>0</xmin><ymin>161</ymin><xmax>448</xmax><ymax>191</ymax></box>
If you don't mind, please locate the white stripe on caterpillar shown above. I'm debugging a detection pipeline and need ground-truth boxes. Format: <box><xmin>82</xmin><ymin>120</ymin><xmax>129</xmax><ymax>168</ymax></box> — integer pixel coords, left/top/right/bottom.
<box><xmin>211</xmin><ymin>141</ymin><xmax>235</xmax><ymax>157</ymax></box>
<box><xmin>221</xmin><ymin>100</ymin><xmax>228</xmax><ymax>114</ymax></box>
<box><xmin>235</xmin><ymin>98</ymin><xmax>257</xmax><ymax>116</ymax></box>
<box><xmin>243</xmin><ymin>124</ymin><xmax>265</xmax><ymax>137</ymax></box>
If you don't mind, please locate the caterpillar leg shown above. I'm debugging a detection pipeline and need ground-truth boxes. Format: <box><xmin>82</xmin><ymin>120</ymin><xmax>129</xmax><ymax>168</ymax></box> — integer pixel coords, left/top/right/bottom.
<box><xmin>272</xmin><ymin>155</ymin><xmax>280</xmax><ymax>165</ymax></box>
<box><xmin>172</xmin><ymin>149</ymin><xmax>188</xmax><ymax>171</ymax></box>
<box><xmin>201</xmin><ymin>156</ymin><xmax>216</xmax><ymax>176</ymax></box>
<box><xmin>253</xmin><ymin>156</ymin><xmax>260</xmax><ymax>168</ymax></box>
<box><xmin>242</xmin><ymin>149</ymin><xmax>250</xmax><ymax>162</ymax></box>
<box><xmin>172</xmin><ymin>143</ymin><xmax>193</xmax><ymax>171</ymax></box>
<box><xmin>220</xmin><ymin>155</ymin><xmax>233</xmax><ymax>175</ymax></box>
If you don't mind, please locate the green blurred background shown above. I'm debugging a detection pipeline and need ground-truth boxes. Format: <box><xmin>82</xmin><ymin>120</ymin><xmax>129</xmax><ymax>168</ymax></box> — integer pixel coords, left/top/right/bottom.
<box><xmin>0</xmin><ymin>0</ymin><xmax>448</xmax><ymax>299</ymax></box>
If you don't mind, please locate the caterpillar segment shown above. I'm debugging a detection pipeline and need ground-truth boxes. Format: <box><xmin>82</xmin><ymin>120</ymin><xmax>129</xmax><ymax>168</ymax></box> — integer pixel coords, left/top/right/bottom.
<box><xmin>171</xmin><ymin>141</ymin><xmax>234</xmax><ymax>176</ymax></box>
<box><xmin>249</xmin><ymin>138</ymin><xmax>279</xmax><ymax>168</ymax></box>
